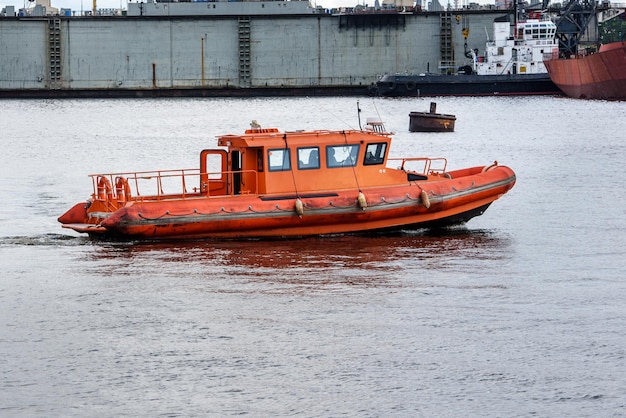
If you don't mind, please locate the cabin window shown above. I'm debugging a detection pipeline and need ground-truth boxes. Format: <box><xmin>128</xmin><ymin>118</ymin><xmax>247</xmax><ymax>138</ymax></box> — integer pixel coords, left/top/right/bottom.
<box><xmin>326</xmin><ymin>145</ymin><xmax>359</xmax><ymax>168</ymax></box>
<box><xmin>267</xmin><ymin>148</ymin><xmax>291</xmax><ymax>172</ymax></box>
<box><xmin>363</xmin><ymin>142</ymin><xmax>387</xmax><ymax>166</ymax></box>
<box><xmin>297</xmin><ymin>147</ymin><xmax>320</xmax><ymax>170</ymax></box>
<box><xmin>204</xmin><ymin>152</ymin><xmax>225</xmax><ymax>180</ymax></box>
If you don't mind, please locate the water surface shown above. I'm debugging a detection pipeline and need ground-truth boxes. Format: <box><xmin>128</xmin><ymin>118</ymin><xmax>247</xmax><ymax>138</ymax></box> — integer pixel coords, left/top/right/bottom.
<box><xmin>1</xmin><ymin>96</ymin><xmax>625</xmax><ymax>416</ymax></box>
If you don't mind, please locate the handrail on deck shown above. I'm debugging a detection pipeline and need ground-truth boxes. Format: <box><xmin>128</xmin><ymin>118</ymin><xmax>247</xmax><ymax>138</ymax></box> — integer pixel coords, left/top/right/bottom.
<box><xmin>89</xmin><ymin>168</ymin><xmax>259</xmax><ymax>201</ymax></box>
<box><xmin>388</xmin><ymin>157</ymin><xmax>448</xmax><ymax>174</ymax></box>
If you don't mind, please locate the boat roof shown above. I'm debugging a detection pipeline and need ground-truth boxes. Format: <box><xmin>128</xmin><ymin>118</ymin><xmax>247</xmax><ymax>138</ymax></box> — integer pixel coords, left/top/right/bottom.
<box><xmin>217</xmin><ymin>128</ymin><xmax>390</xmax><ymax>148</ymax></box>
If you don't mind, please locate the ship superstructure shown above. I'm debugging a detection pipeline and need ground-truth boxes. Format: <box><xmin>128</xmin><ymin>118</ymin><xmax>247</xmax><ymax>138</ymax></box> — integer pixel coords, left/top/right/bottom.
<box><xmin>472</xmin><ymin>14</ymin><xmax>558</xmax><ymax>76</ymax></box>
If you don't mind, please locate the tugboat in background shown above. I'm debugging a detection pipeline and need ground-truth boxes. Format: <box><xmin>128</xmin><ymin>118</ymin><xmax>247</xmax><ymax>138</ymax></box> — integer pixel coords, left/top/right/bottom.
<box><xmin>371</xmin><ymin>8</ymin><xmax>561</xmax><ymax>97</ymax></box>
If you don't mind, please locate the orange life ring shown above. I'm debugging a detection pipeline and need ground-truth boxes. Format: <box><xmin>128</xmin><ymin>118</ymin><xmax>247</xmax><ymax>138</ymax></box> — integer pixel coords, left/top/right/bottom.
<box><xmin>115</xmin><ymin>176</ymin><xmax>132</xmax><ymax>202</ymax></box>
<box><xmin>97</xmin><ymin>176</ymin><xmax>113</xmax><ymax>200</ymax></box>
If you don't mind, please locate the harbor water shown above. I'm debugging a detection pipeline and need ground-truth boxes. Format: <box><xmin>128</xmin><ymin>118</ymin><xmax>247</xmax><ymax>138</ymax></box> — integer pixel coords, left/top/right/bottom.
<box><xmin>1</xmin><ymin>96</ymin><xmax>625</xmax><ymax>416</ymax></box>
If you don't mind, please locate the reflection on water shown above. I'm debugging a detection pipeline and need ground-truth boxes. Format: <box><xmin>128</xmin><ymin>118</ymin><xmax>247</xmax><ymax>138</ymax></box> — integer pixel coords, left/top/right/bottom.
<box><xmin>0</xmin><ymin>227</ymin><xmax>514</xmax><ymax>294</ymax></box>
<box><xmin>2</xmin><ymin>227</ymin><xmax>512</xmax><ymax>270</ymax></box>
<box><xmin>86</xmin><ymin>226</ymin><xmax>507</xmax><ymax>261</ymax></box>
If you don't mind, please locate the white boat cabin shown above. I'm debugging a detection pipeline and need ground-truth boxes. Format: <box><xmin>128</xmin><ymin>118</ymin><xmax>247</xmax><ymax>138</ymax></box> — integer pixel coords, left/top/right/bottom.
<box><xmin>473</xmin><ymin>14</ymin><xmax>558</xmax><ymax>76</ymax></box>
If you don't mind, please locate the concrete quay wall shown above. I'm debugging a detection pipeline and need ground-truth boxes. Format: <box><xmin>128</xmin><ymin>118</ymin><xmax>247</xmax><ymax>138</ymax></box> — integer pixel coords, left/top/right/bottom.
<box><xmin>0</xmin><ymin>12</ymin><xmax>502</xmax><ymax>96</ymax></box>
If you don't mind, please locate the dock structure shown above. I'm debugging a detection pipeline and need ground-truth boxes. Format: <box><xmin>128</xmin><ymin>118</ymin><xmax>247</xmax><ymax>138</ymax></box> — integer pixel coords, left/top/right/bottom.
<box><xmin>0</xmin><ymin>5</ymin><xmax>505</xmax><ymax>97</ymax></box>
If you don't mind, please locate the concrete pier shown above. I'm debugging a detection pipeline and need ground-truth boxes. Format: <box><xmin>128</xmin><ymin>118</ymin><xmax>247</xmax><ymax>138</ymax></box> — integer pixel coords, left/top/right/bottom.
<box><xmin>0</xmin><ymin>10</ymin><xmax>503</xmax><ymax>97</ymax></box>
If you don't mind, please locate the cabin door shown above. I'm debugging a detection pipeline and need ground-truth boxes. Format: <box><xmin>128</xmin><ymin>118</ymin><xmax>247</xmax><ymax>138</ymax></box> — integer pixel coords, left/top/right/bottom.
<box><xmin>200</xmin><ymin>149</ymin><xmax>228</xmax><ymax>196</ymax></box>
<box><xmin>232</xmin><ymin>150</ymin><xmax>242</xmax><ymax>195</ymax></box>
<box><xmin>235</xmin><ymin>148</ymin><xmax>262</xmax><ymax>195</ymax></box>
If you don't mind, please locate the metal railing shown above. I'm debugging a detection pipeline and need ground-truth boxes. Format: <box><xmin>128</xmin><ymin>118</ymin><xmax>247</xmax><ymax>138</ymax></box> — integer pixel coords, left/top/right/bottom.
<box><xmin>89</xmin><ymin>168</ymin><xmax>259</xmax><ymax>202</ymax></box>
<box><xmin>388</xmin><ymin>157</ymin><xmax>448</xmax><ymax>174</ymax></box>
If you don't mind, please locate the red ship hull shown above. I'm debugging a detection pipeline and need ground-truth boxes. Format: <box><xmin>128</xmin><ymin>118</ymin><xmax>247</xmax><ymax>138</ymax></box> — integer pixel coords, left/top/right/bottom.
<box><xmin>544</xmin><ymin>41</ymin><xmax>626</xmax><ymax>100</ymax></box>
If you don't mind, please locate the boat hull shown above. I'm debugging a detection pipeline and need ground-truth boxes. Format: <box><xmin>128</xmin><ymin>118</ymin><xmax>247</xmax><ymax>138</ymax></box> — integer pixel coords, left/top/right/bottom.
<box><xmin>544</xmin><ymin>41</ymin><xmax>626</xmax><ymax>100</ymax></box>
<box><xmin>372</xmin><ymin>73</ymin><xmax>560</xmax><ymax>97</ymax></box>
<box><xmin>59</xmin><ymin>166</ymin><xmax>515</xmax><ymax>240</ymax></box>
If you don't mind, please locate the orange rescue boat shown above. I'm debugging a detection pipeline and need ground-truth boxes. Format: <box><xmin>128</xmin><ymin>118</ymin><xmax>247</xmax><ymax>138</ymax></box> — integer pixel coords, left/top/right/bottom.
<box><xmin>59</xmin><ymin>123</ymin><xmax>516</xmax><ymax>240</ymax></box>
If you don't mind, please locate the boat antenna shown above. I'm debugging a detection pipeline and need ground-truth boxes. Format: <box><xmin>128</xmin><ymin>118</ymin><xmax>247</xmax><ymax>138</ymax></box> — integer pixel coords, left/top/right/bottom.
<box><xmin>371</xmin><ymin>101</ymin><xmax>387</xmax><ymax>132</ymax></box>
<box><xmin>342</xmin><ymin>131</ymin><xmax>363</xmax><ymax>193</ymax></box>
<box><xmin>357</xmin><ymin>100</ymin><xmax>362</xmax><ymax>130</ymax></box>
<box><xmin>282</xmin><ymin>133</ymin><xmax>300</xmax><ymax>198</ymax></box>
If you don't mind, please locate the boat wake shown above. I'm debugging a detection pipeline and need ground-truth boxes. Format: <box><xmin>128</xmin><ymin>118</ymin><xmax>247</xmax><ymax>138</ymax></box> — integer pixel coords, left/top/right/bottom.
<box><xmin>0</xmin><ymin>233</ymin><xmax>92</xmax><ymax>247</ymax></box>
